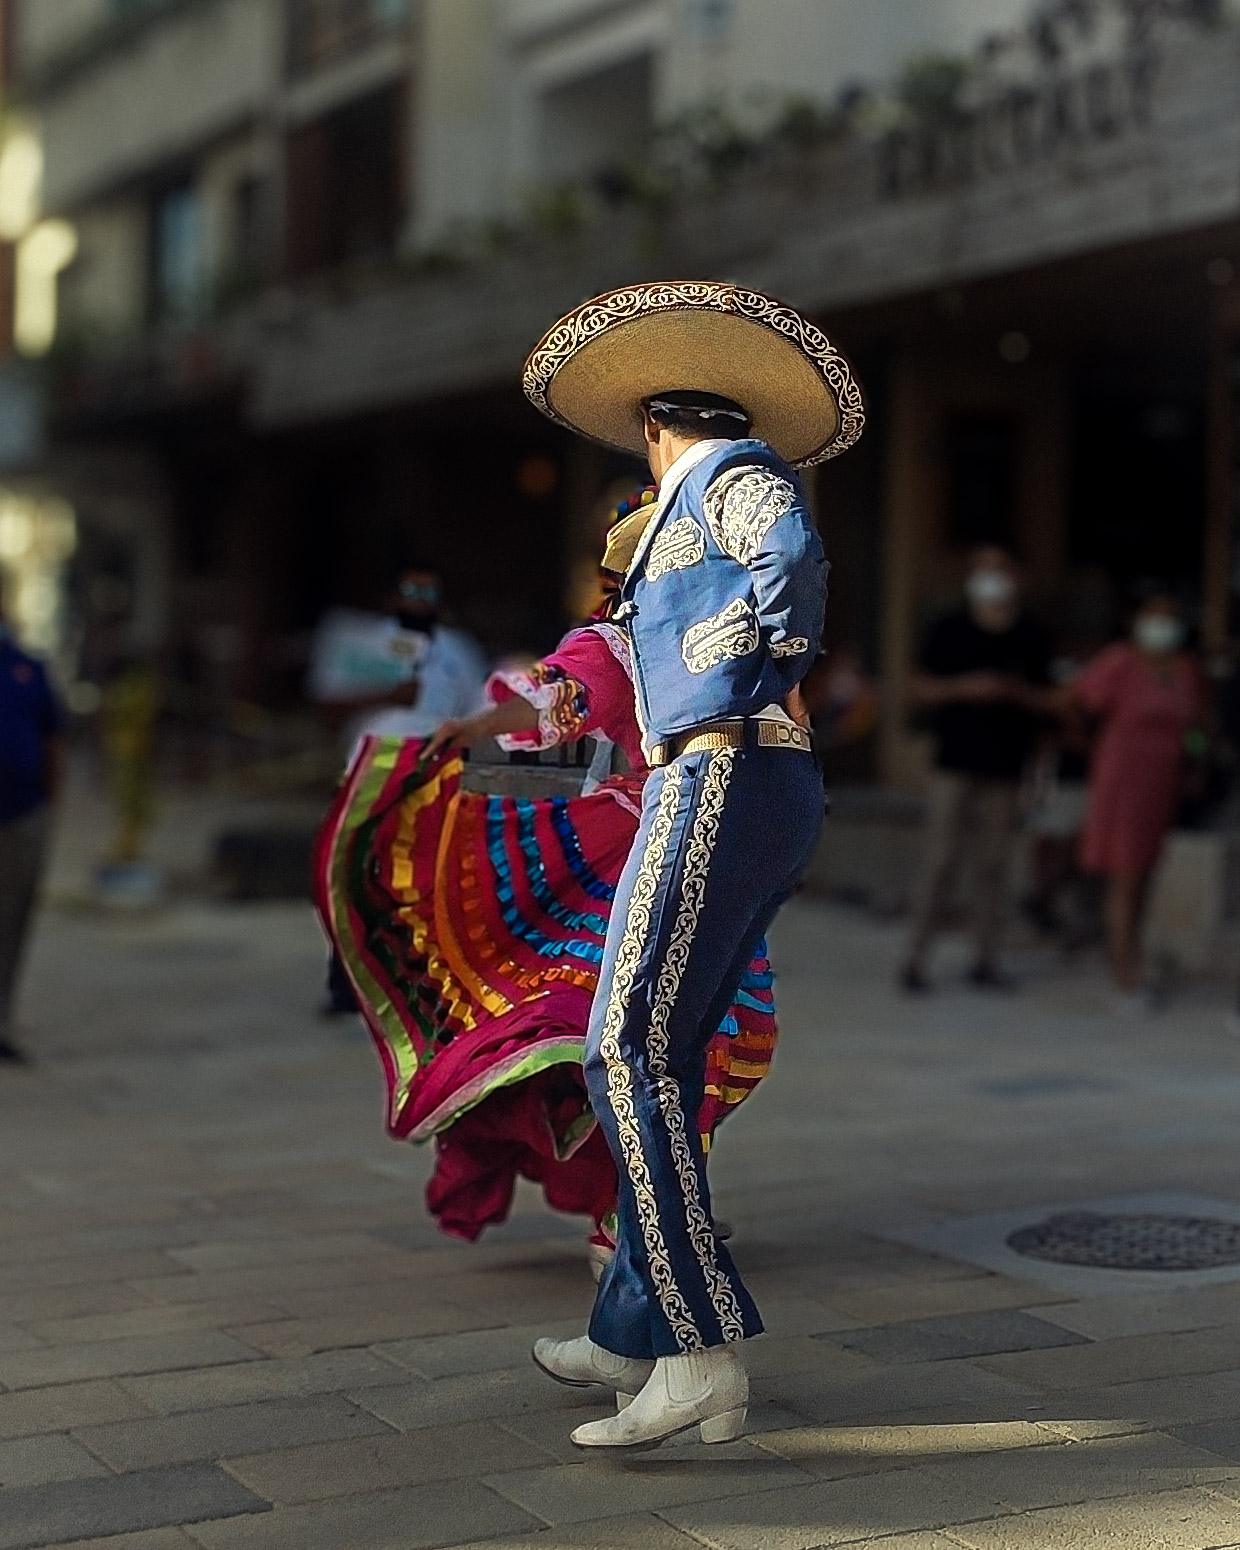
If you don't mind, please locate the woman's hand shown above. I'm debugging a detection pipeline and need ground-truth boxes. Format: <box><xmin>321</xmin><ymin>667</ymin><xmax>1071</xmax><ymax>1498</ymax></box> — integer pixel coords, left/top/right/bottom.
<box><xmin>423</xmin><ymin>693</ymin><xmax>541</xmax><ymax>761</ymax></box>
<box><xmin>423</xmin><ymin>713</ymin><xmax>491</xmax><ymax>762</ymax></box>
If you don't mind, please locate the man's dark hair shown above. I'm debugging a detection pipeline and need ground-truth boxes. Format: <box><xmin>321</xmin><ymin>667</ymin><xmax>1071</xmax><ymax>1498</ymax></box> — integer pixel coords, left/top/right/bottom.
<box><xmin>642</xmin><ymin>391</ymin><xmax>752</xmax><ymax>441</ymax></box>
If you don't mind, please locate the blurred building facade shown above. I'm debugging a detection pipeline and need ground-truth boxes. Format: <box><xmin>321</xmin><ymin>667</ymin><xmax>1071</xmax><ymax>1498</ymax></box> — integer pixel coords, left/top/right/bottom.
<box><xmin>4</xmin><ymin>0</ymin><xmax>1240</xmax><ymax>783</ymax></box>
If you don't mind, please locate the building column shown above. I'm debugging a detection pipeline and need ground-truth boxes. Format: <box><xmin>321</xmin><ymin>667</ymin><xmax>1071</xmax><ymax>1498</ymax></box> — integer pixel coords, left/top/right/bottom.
<box><xmin>878</xmin><ymin>357</ymin><xmax>940</xmax><ymax>788</ymax></box>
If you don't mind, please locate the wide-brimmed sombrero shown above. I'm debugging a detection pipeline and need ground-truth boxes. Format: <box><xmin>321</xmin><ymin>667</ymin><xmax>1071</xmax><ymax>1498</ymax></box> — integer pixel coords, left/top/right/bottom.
<box><xmin>522</xmin><ymin>280</ymin><xmax>864</xmax><ymax>469</ymax></box>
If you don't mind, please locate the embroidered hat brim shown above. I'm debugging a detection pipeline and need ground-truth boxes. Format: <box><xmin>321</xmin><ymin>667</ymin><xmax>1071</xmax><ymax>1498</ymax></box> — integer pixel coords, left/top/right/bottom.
<box><xmin>522</xmin><ymin>281</ymin><xmax>864</xmax><ymax>469</ymax></box>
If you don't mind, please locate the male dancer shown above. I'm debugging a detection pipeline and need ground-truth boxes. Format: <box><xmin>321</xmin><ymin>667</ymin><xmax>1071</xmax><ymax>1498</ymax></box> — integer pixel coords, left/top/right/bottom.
<box><xmin>520</xmin><ymin>282</ymin><xmax>864</xmax><ymax>1449</ymax></box>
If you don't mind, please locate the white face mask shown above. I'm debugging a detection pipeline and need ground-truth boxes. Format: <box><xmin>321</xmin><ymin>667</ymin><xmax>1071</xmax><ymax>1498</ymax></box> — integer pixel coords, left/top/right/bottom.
<box><xmin>1134</xmin><ymin>615</ymin><xmax>1184</xmax><ymax>654</ymax></box>
<box><xmin>966</xmin><ymin>570</ymin><xmax>1016</xmax><ymax>609</ymax></box>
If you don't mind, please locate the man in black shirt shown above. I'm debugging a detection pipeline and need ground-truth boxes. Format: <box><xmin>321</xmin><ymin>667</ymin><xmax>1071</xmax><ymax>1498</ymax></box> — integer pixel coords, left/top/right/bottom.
<box><xmin>902</xmin><ymin>547</ymin><xmax>1052</xmax><ymax>993</ymax></box>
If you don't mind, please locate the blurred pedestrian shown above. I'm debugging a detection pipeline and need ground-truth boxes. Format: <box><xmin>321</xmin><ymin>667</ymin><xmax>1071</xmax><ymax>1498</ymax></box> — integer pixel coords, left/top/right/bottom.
<box><xmin>99</xmin><ymin>655</ymin><xmax>159</xmax><ymax>868</ymax></box>
<box><xmin>901</xmin><ymin>546</ymin><xmax>1053</xmax><ymax>993</ymax></box>
<box><xmin>360</xmin><ymin>566</ymin><xmax>488</xmax><ymax>740</ymax></box>
<box><xmin>307</xmin><ymin>564</ymin><xmax>487</xmax><ymax>755</ymax></box>
<box><xmin>310</xmin><ymin>564</ymin><xmax>487</xmax><ymax>1015</ymax></box>
<box><xmin>801</xmin><ymin>642</ymin><xmax>879</xmax><ymax>749</ymax></box>
<box><xmin>1022</xmin><ymin>655</ymin><xmax>1094</xmax><ymax>948</ymax></box>
<box><xmin>0</xmin><ymin>590</ymin><xmax>65</xmax><ymax>1064</ymax></box>
<box><xmin>1071</xmin><ymin>591</ymin><xmax>1205</xmax><ymax>1009</ymax></box>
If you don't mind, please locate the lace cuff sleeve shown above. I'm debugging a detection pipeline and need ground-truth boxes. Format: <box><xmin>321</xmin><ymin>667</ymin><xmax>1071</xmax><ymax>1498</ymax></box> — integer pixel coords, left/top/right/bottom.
<box><xmin>487</xmin><ymin>662</ymin><xmax>591</xmax><ymax>751</ymax></box>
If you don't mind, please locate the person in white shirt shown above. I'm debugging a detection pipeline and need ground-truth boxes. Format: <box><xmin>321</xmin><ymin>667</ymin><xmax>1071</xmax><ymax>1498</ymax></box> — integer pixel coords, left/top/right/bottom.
<box><xmin>360</xmin><ymin>568</ymin><xmax>489</xmax><ymax>741</ymax></box>
<box><xmin>307</xmin><ymin>567</ymin><xmax>488</xmax><ymax>754</ymax></box>
<box><xmin>310</xmin><ymin>566</ymin><xmax>487</xmax><ymax>1013</ymax></box>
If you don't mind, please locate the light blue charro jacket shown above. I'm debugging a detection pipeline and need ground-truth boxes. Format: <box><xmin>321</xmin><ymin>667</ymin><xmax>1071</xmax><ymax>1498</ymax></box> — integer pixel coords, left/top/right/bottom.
<box><xmin>615</xmin><ymin>438</ymin><xmax>828</xmax><ymax>755</ymax></box>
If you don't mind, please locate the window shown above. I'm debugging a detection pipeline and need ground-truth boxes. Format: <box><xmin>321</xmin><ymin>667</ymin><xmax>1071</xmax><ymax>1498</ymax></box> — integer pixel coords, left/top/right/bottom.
<box><xmin>284</xmin><ymin>85</ymin><xmax>404</xmax><ymax>276</ymax></box>
<box><xmin>150</xmin><ymin>180</ymin><xmax>205</xmax><ymax>323</ymax></box>
<box><xmin>535</xmin><ymin>53</ymin><xmax>655</xmax><ymax>185</ymax></box>
<box><xmin>287</xmin><ymin>0</ymin><xmax>409</xmax><ymax>77</ymax></box>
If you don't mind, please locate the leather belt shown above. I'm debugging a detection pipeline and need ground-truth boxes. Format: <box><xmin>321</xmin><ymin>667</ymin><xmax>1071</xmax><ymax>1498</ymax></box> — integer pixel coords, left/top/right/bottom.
<box><xmin>648</xmin><ymin>718</ymin><xmax>812</xmax><ymax>768</ymax></box>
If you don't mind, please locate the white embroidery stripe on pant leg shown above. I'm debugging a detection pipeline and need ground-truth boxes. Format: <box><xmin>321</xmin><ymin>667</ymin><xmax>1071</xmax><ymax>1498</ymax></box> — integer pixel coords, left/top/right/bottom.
<box><xmin>597</xmin><ymin>766</ymin><xmax>701</xmax><ymax>1348</ymax></box>
<box><xmin>646</xmin><ymin>748</ymin><xmax>747</xmax><ymax>1340</ymax></box>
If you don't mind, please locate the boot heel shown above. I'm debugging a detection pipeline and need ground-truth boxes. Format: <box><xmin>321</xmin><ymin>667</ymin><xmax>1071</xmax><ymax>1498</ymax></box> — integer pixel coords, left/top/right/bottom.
<box><xmin>699</xmin><ymin>1406</ymin><xmax>746</xmax><ymax>1443</ymax></box>
<box><xmin>616</xmin><ymin>1391</ymin><xmax>636</xmax><ymax>1411</ymax></box>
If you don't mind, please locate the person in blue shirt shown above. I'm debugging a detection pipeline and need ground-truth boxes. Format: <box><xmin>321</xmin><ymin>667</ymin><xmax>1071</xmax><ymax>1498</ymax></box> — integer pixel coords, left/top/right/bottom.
<box><xmin>513</xmin><ymin>281</ymin><xmax>864</xmax><ymax>1450</ymax></box>
<box><xmin>0</xmin><ymin>593</ymin><xmax>65</xmax><ymax>1064</ymax></box>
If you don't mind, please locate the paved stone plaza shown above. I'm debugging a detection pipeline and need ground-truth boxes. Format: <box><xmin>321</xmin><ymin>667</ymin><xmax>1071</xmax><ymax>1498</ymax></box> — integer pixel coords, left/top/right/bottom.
<box><xmin>4</xmin><ymin>867</ymin><xmax>1240</xmax><ymax>1548</ymax></box>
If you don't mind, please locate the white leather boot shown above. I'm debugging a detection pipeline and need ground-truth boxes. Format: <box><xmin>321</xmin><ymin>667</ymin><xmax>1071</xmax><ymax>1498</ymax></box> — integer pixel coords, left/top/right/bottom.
<box><xmin>570</xmin><ymin>1343</ymin><xmax>748</xmax><ymax>1450</ymax></box>
<box><xmin>532</xmin><ymin>1335</ymin><xmax>654</xmax><ymax>1396</ymax></box>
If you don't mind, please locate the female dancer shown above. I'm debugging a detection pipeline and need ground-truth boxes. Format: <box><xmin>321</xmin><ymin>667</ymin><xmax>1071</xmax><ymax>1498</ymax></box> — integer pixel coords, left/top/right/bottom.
<box><xmin>314</xmin><ymin>515</ymin><xmax>778</xmax><ymax>1268</ymax></box>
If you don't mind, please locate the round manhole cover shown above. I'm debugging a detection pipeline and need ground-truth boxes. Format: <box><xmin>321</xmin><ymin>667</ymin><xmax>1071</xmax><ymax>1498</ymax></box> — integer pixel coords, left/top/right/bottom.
<box><xmin>1006</xmin><ymin>1212</ymin><xmax>1240</xmax><ymax>1271</ymax></box>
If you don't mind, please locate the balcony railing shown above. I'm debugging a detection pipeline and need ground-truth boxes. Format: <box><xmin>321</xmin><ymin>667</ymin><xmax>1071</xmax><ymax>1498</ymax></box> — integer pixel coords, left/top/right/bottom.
<box><xmin>286</xmin><ymin>0</ymin><xmax>409</xmax><ymax>77</ymax></box>
<box><xmin>878</xmin><ymin>50</ymin><xmax>1161</xmax><ymax>200</ymax></box>
<box><xmin>19</xmin><ymin>0</ymin><xmax>227</xmax><ymax>95</ymax></box>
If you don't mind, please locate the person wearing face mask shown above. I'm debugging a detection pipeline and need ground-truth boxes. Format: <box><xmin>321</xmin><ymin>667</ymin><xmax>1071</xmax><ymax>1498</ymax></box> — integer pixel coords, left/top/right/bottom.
<box><xmin>1071</xmin><ymin>591</ymin><xmax>1205</xmax><ymax>1008</ymax></box>
<box><xmin>308</xmin><ymin>566</ymin><xmax>488</xmax><ymax>753</ymax></box>
<box><xmin>901</xmin><ymin>545</ymin><xmax>1053</xmax><ymax>994</ymax></box>
<box><xmin>355</xmin><ymin>566</ymin><xmax>488</xmax><ymax>743</ymax></box>
<box><xmin>310</xmin><ymin>565</ymin><xmax>487</xmax><ymax>1014</ymax></box>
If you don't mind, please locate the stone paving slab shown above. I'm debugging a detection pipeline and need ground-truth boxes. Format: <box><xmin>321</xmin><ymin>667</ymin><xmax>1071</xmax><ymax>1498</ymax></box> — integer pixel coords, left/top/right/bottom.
<box><xmin>748</xmin><ymin>1414</ymin><xmax>1066</xmax><ymax>1482</ymax></box>
<box><xmin>823</xmin><ymin>1311</ymin><xmax>1091</xmax><ymax>1367</ymax></box>
<box><xmin>1022</xmin><ymin>1369</ymin><xmax>1240</xmax><ymax>1437</ymax></box>
<box><xmin>221</xmin><ymin>1419</ymin><xmax>555</xmax><ymax>1504</ymax></box>
<box><xmin>1034</xmin><ymin>1284</ymin><xmax>1240</xmax><ymax>1342</ymax></box>
<box><xmin>0</xmin><ymin>1322</ymin><xmax>44</xmax><ymax>1351</ymax></box>
<box><xmin>485</xmin><ymin>1446</ymin><xmax>815</xmax><ymax>1527</ymax></box>
<box><xmin>0</xmin><ymin>1253</ymin><xmax>187</xmax><ymax>1293</ymax></box>
<box><xmin>351</xmin><ymin>1365</ymin><xmax>604</xmax><ymax>1433</ymax></box>
<box><xmin>117</xmin><ymin>1349</ymin><xmax>410</xmax><ymax>1414</ymax></box>
<box><xmin>945</xmin><ymin>1484</ymin><xmax>1240</xmax><ymax>1549</ymax></box>
<box><xmin>0</xmin><ymin>1285</ymin><xmax>161</xmax><ymax>1324</ymax></box>
<box><xmin>0</xmin><ymin>1223</ymin><xmax>249</xmax><ymax>1265</ymax></box>
<box><xmin>438</xmin><ymin>1511</ymin><xmax>719</xmax><ymax>1548</ymax></box>
<box><xmin>826</xmin><ymin>1276</ymin><xmax>1071</xmax><ymax>1328</ymax></box>
<box><xmin>26</xmin><ymin>1301</ymin><xmax>286</xmax><ymax>1348</ymax></box>
<box><xmin>1172</xmin><ymin>1416</ymin><xmax>1240</xmax><ymax>1462</ymax></box>
<box><xmin>978</xmin><ymin>1326</ymin><xmax>1240</xmax><ymax>1392</ymax></box>
<box><xmin>36</xmin><ymin>1532</ymin><xmax>197</xmax><ymax>1550</ymax></box>
<box><xmin>223</xmin><ymin>1303</ymin><xmax>500</xmax><ymax>1358</ymax></box>
<box><xmin>754</xmin><ymin>1356</ymin><xmax>1038</xmax><ymax>1426</ymax></box>
<box><xmin>74</xmin><ymin>1394</ymin><xmax>392</xmax><ymax>1472</ymax></box>
<box><xmin>0</xmin><ymin>1465</ymin><xmax>268</xmax><ymax>1550</ymax></box>
<box><xmin>835</xmin><ymin>1537</ymin><xmax>965</xmax><ymax>1550</ymax></box>
<box><xmin>264</xmin><ymin>1276</ymin><xmax>477</xmax><ymax>1321</ymax></box>
<box><xmin>658</xmin><ymin>1432</ymin><xmax>1240</xmax><ymax>1550</ymax></box>
<box><xmin>735</xmin><ymin>1295</ymin><xmax>864</xmax><ymax>1339</ymax></box>
<box><xmin>374</xmin><ymin>1318</ymin><xmax>587</xmax><ymax>1380</ymax></box>
<box><xmin>0</xmin><ymin>1433</ymin><xmax>111</xmax><ymax>1488</ymax></box>
<box><xmin>0</xmin><ymin>1332</ymin><xmax>264</xmax><ymax>1391</ymax></box>
<box><xmin>125</xmin><ymin>1255</ymin><xmax>428</xmax><ymax>1307</ymax></box>
<box><xmin>734</xmin><ymin>1336</ymin><xmax>880</xmax><ymax>1383</ymax></box>
<box><xmin>163</xmin><ymin>1234</ymin><xmax>395</xmax><ymax>1273</ymax></box>
<box><xmin>0</xmin><ymin>1380</ymin><xmax>152</xmax><ymax>1441</ymax></box>
<box><xmin>185</xmin><ymin>1480</ymin><xmax>541</xmax><ymax>1549</ymax></box>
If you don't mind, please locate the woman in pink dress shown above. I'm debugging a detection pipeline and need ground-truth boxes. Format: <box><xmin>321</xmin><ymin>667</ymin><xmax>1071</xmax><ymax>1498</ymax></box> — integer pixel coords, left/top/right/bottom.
<box><xmin>1073</xmin><ymin>594</ymin><xmax>1204</xmax><ymax>1001</ymax></box>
